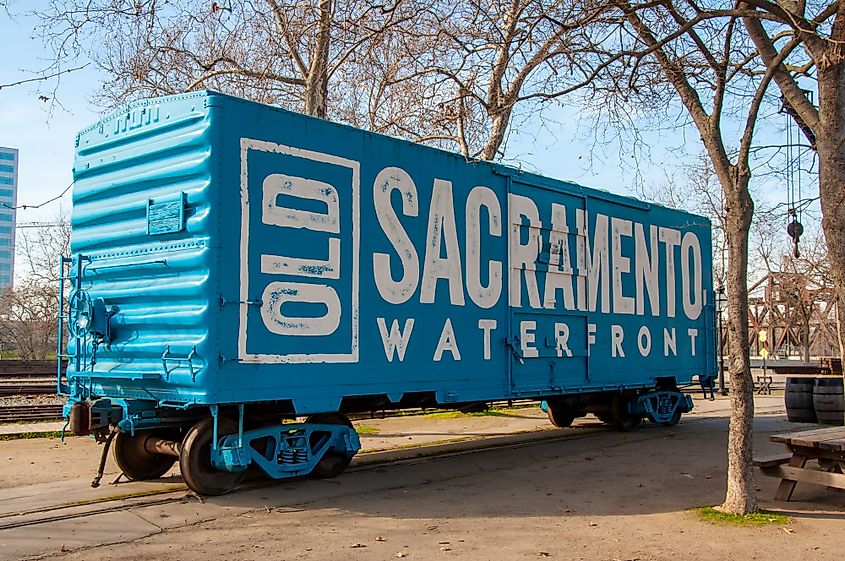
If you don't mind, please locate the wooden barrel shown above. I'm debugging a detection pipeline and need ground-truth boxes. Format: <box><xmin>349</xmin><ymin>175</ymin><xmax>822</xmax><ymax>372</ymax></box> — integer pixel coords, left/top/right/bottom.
<box><xmin>785</xmin><ymin>377</ymin><xmax>817</xmax><ymax>423</ymax></box>
<box><xmin>813</xmin><ymin>378</ymin><xmax>845</xmax><ymax>426</ymax></box>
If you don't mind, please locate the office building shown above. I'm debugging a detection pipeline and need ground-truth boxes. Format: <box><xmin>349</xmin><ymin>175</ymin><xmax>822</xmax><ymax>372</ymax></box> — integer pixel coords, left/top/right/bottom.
<box><xmin>0</xmin><ymin>147</ymin><xmax>17</xmax><ymax>288</ymax></box>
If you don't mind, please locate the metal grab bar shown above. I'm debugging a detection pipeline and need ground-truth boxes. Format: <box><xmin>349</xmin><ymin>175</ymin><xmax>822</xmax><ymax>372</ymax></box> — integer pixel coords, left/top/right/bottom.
<box><xmin>161</xmin><ymin>345</ymin><xmax>198</xmax><ymax>381</ymax></box>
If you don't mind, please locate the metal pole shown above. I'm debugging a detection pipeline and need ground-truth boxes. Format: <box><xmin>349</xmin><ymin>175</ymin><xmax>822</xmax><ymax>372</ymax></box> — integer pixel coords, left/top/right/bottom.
<box><xmin>718</xmin><ymin>287</ymin><xmax>727</xmax><ymax>395</ymax></box>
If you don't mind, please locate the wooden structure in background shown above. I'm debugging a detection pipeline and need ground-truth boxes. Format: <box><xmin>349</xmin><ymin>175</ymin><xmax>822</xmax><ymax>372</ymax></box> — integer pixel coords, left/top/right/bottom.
<box><xmin>739</xmin><ymin>272</ymin><xmax>840</xmax><ymax>360</ymax></box>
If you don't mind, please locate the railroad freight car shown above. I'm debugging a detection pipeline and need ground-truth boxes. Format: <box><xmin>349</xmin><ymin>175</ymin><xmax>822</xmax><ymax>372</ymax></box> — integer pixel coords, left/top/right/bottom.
<box><xmin>60</xmin><ymin>91</ymin><xmax>716</xmax><ymax>495</ymax></box>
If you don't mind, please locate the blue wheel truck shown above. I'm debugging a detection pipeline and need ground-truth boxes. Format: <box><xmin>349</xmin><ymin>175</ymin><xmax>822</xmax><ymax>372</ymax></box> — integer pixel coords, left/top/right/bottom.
<box><xmin>60</xmin><ymin>91</ymin><xmax>715</xmax><ymax>495</ymax></box>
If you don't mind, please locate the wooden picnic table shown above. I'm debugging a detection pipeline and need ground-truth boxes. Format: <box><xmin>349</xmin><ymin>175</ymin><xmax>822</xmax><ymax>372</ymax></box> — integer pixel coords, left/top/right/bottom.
<box><xmin>755</xmin><ymin>427</ymin><xmax>845</xmax><ymax>501</ymax></box>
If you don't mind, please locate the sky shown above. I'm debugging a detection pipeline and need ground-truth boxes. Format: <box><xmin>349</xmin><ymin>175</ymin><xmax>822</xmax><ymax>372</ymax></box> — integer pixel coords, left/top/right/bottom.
<box><xmin>0</xmin><ymin>2</ymin><xmax>818</xmax><ymax>283</ymax></box>
<box><xmin>0</xmin><ymin>5</ymin><xmax>100</xmax><ymax>228</ymax></box>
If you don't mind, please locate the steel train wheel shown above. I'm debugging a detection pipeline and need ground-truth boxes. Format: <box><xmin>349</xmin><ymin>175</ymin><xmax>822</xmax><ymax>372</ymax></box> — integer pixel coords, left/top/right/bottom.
<box><xmin>545</xmin><ymin>402</ymin><xmax>575</xmax><ymax>428</ymax></box>
<box><xmin>612</xmin><ymin>397</ymin><xmax>642</xmax><ymax>432</ymax></box>
<box><xmin>305</xmin><ymin>413</ymin><xmax>354</xmax><ymax>479</ymax></box>
<box><xmin>180</xmin><ymin>418</ymin><xmax>246</xmax><ymax>496</ymax></box>
<box><xmin>113</xmin><ymin>430</ymin><xmax>177</xmax><ymax>481</ymax></box>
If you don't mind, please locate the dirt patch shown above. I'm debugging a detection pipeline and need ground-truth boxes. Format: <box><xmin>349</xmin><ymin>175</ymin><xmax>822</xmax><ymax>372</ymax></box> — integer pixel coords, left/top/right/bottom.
<box><xmin>0</xmin><ymin>434</ymin><xmax>126</xmax><ymax>489</ymax></box>
<box><xmin>42</xmin><ymin>401</ymin><xmax>845</xmax><ymax>561</ymax></box>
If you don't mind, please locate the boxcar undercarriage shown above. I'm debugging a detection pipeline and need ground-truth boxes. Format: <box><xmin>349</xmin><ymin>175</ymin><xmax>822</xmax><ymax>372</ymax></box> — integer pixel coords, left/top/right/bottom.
<box><xmin>64</xmin><ymin>385</ymin><xmax>692</xmax><ymax>496</ymax></box>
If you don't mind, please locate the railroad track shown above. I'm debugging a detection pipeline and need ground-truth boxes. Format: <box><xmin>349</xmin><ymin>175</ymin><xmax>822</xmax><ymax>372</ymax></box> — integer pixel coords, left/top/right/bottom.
<box><xmin>0</xmin><ymin>404</ymin><xmax>64</xmax><ymax>423</ymax></box>
<box><xmin>0</xmin><ymin>378</ymin><xmax>56</xmax><ymax>396</ymax></box>
<box><xmin>0</xmin><ymin>360</ymin><xmax>64</xmax><ymax>397</ymax></box>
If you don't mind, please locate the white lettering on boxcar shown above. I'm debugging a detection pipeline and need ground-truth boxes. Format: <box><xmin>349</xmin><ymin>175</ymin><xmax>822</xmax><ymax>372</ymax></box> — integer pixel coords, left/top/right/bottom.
<box><xmin>466</xmin><ymin>186</ymin><xmax>503</xmax><ymax>309</ymax></box>
<box><xmin>611</xmin><ymin>324</ymin><xmax>625</xmax><ymax>357</ymax></box>
<box><xmin>375</xmin><ymin>317</ymin><xmax>703</xmax><ymax>362</ymax></box>
<box><xmin>434</xmin><ymin>318</ymin><xmax>461</xmax><ymax>361</ymax></box>
<box><xmin>368</xmin><ymin>164</ymin><xmax>707</xmax><ymax>327</ymax></box>
<box><xmin>688</xmin><ymin>328</ymin><xmax>699</xmax><ymax>356</ymax></box>
<box><xmin>520</xmin><ymin>320</ymin><xmax>539</xmax><ymax>358</ymax></box>
<box><xmin>241</xmin><ymin>154</ymin><xmax>710</xmax><ymax>365</ymax></box>
<box><xmin>611</xmin><ymin>217</ymin><xmax>634</xmax><ymax>315</ymax></box>
<box><xmin>259</xmin><ymin>173</ymin><xmax>342</xmax><ymax>337</ymax></box>
<box><xmin>664</xmin><ymin>327</ymin><xmax>677</xmax><ymax>356</ymax></box>
<box><xmin>635</xmin><ymin>223</ymin><xmax>660</xmax><ymax>316</ymax></box>
<box><xmin>681</xmin><ymin>232</ymin><xmax>704</xmax><ymax>320</ymax></box>
<box><xmin>543</xmin><ymin>203</ymin><xmax>575</xmax><ymax>310</ymax></box>
<box><xmin>421</xmin><ymin>179</ymin><xmax>465</xmax><ymax>306</ymax></box>
<box><xmin>587</xmin><ymin>213</ymin><xmax>610</xmax><ymax>314</ymax></box>
<box><xmin>659</xmin><ymin>227</ymin><xmax>681</xmax><ymax>318</ymax></box>
<box><xmin>377</xmin><ymin>317</ymin><xmax>415</xmax><ymax>362</ymax></box>
<box><xmin>372</xmin><ymin>167</ymin><xmax>420</xmax><ymax>304</ymax></box>
<box><xmin>260</xmin><ymin>282</ymin><xmax>341</xmax><ymax>336</ymax></box>
<box><xmin>238</xmin><ymin>138</ymin><xmax>359</xmax><ymax>364</ymax></box>
<box><xmin>262</xmin><ymin>173</ymin><xmax>340</xmax><ymax>233</ymax></box>
<box><xmin>554</xmin><ymin>322</ymin><xmax>573</xmax><ymax>358</ymax></box>
<box><xmin>508</xmin><ymin>194</ymin><xmax>542</xmax><ymax>308</ymax></box>
<box><xmin>478</xmin><ymin>319</ymin><xmax>497</xmax><ymax>360</ymax></box>
<box><xmin>637</xmin><ymin>326</ymin><xmax>652</xmax><ymax>356</ymax></box>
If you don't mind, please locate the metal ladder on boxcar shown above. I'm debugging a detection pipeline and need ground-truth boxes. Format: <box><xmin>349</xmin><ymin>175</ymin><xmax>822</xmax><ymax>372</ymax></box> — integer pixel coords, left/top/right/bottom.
<box><xmin>56</xmin><ymin>255</ymin><xmax>93</xmax><ymax>397</ymax></box>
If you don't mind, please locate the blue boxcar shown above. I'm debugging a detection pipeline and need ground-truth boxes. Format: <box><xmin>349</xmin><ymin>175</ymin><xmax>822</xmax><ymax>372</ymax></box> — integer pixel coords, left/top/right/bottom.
<box><xmin>61</xmin><ymin>91</ymin><xmax>715</xmax><ymax>494</ymax></box>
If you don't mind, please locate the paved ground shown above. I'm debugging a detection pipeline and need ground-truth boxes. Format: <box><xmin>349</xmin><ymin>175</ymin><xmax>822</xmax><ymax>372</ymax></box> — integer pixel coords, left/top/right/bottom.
<box><xmin>1</xmin><ymin>395</ymin><xmax>844</xmax><ymax>561</ymax></box>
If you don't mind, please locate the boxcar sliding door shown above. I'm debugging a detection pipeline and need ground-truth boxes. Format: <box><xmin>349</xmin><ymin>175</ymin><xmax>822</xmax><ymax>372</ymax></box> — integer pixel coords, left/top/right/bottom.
<box><xmin>506</xmin><ymin>175</ymin><xmax>590</xmax><ymax>395</ymax></box>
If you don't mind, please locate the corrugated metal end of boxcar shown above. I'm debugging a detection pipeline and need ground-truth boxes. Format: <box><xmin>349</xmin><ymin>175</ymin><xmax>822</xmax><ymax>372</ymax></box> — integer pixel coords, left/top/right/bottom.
<box><xmin>57</xmin><ymin>91</ymin><xmax>712</xmax><ymax>496</ymax></box>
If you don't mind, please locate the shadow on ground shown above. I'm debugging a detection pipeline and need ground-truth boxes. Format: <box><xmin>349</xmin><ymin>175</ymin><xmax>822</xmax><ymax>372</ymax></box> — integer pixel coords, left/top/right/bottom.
<box><xmin>195</xmin><ymin>413</ymin><xmax>845</xmax><ymax>521</ymax></box>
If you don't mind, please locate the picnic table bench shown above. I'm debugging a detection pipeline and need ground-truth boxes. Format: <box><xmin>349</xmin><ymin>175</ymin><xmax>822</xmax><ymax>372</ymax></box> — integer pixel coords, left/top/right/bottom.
<box><xmin>754</xmin><ymin>427</ymin><xmax>845</xmax><ymax>501</ymax></box>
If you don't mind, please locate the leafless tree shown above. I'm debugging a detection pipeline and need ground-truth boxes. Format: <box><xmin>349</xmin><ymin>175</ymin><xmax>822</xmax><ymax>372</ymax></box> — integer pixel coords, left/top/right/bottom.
<box><xmin>37</xmin><ymin>0</ymin><xmax>615</xmax><ymax>159</ymax></box>
<box><xmin>0</xmin><ymin>214</ymin><xmax>70</xmax><ymax>359</ymax></box>
<box><xmin>0</xmin><ymin>282</ymin><xmax>59</xmax><ymax>359</ymax></box>
<box><xmin>37</xmin><ymin>0</ymin><xmax>428</xmax><ymax>118</ymax></box>
<box><xmin>395</xmin><ymin>0</ymin><xmax>615</xmax><ymax>160</ymax></box>
<box><xmin>0</xmin><ymin>3</ymin><xmax>84</xmax><ymax>95</ymax></box>
<box><xmin>16</xmin><ymin>214</ymin><xmax>71</xmax><ymax>284</ymax></box>
<box><xmin>641</xmin><ymin>155</ymin><xmax>730</xmax><ymax>288</ymax></box>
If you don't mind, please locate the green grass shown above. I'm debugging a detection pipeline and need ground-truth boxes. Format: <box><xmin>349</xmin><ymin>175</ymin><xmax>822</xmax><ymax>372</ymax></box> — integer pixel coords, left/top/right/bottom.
<box><xmin>355</xmin><ymin>424</ymin><xmax>380</xmax><ymax>435</ymax></box>
<box><xmin>423</xmin><ymin>411</ymin><xmax>467</xmax><ymax>419</ymax></box>
<box><xmin>696</xmin><ymin>507</ymin><xmax>790</xmax><ymax>526</ymax></box>
<box><xmin>0</xmin><ymin>430</ymin><xmax>66</xmax><ymax>441</ymax></box>
<box><xmin>382</xmin><ymin>404</ymin><xmax>537</xmax><ymax>419</ymax></box>
<box><xmin>424</xmin><ymin>408</ymin><xmax>531</xmax><ymax>420</ymax></box>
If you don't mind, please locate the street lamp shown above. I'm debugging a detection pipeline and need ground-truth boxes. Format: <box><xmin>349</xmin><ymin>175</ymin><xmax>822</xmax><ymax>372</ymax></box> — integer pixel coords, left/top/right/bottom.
<box><xmin>716</xmin><ymin>285</ymin><xmax>727</xmax><ymax>395</ymax></box>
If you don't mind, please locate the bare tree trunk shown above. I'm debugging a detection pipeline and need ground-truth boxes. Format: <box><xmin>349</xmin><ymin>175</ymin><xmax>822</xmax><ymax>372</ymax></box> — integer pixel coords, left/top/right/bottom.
<box><xmin>721</xmin><ymin>171</ymin><xmax>758</xmax><ymax>514</ymax></box>
<box><xmin>816</xmin><ymin>60</ymin><xmax>845</xmax><ymax>363</ymax></box>
<box><xmin>480</xmin><ymin>106</ymin><xmax>513</xmax><ymax>161</ymax></box>
<box><xmin>621</xmin><ymin>5</ymin><xmax>764</xmax><ymax>511</ymax></box>
<box><xmin>304</xmin><ymin>0</ymin><xmax>332</xmax><ymax>118</ymax></box>
<box><xmin>804</xmin><ymin>305</ymin><xmax>811</xmax><ymax>363</ymax></box>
